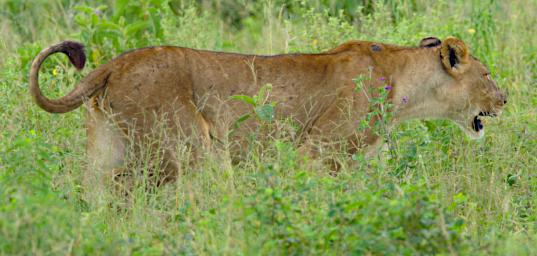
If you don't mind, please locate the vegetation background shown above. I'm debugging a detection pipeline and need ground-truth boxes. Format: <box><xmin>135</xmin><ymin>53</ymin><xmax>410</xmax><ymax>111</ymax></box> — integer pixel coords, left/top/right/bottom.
<box><xmin>0</xmin><ymin>0</ymin><xmax>536</xmax><ymax>254</ymax></box>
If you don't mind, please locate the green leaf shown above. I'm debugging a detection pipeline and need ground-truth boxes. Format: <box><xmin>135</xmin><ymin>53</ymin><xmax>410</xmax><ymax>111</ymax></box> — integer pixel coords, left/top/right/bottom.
<box><xmin>255</xmin><ymin>104</ymin><xmax>274</xmax><ymax>122</ymax></box>
<box><xmin>149</xmin><ymin>0</ymin><xmax>166</xmax><ymax>5</ymax></box>
<box><xmin>125</xmin><ymin>21</ymin><xmax>149</xmax><ymax>37</ymax></box>
<box><xmin>257</xmin><ymin>83</ymin><xmax>273</xmax><ymax>104</ymax></box>
<box><xmin>74</xmin><ymin>6</ymin><xmax>94</xmax><ymax>14</ymax></box>
<box><xmin>113</xmin><ymin>0</ymin><xmax>129</xmax><ymax>21</ymax></box>
<box><xmin>74</xmin><ymin>14</ymin><xmax>90</xmax><ymax>26</ymax></box>
<box><xmin>230</xmin><ymin>95</ymin><xmax>256</xmax><ymax>106</ymax></box>
<box><xmin>97</xmin><ymin>21</ymin><xmax>121</xmax><ymax>31</ymax></box>
<box><xmin>148</xmin><ymin>7</ymin><xmax>163</xmax><ymax>39</ymax></box>
<box><xmin>233</xmin><ymin>113</ymin><xmax>251</xmax><ymax>129</ymax></box>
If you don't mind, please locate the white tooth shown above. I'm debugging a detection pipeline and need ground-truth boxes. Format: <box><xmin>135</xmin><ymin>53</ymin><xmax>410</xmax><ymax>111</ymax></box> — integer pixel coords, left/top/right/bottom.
<box><xmin>476</xmin><ymin>129</ymin><xmax>485</xmax><ymax>139</ymax></box>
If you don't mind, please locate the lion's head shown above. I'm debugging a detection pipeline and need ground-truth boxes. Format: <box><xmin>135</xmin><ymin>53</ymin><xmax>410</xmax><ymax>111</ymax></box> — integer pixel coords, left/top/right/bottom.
<box><xmin>439</xmin><ymin>37</ymin><xmax>507</xmax><ymax>138</ymax></box>
<box><xmin>407</xmin><ymin>37</ymin><xmax>507</xmax><ymax>139</ymax></box>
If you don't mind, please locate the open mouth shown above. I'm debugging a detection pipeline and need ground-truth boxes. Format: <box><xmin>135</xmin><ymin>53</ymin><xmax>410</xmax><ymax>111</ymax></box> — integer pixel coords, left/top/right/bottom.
<box><xmin>472</xmin><ymin>116</ymin><xmax>484</xmax><ymax>132</ymax></box>
<box><xmin>471</xmin><ymin>111</ymin><xmax>496</xmax><ymax>133</ymax></box>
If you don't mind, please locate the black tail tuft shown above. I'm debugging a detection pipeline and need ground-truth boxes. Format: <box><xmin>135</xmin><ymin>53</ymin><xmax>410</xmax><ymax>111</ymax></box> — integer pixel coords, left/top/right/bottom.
<box><xmin>59</xmin><ymin>41</ymin><xmax>86</xmax><ymax>70</ymax></box>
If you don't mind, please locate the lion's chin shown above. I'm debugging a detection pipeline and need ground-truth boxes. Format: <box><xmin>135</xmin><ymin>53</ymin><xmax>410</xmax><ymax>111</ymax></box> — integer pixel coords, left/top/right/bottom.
<box><xmin>454</xmin><ymin>116</ymin><xmax>485</xmax><ymax>140</ymax></box>
<box><xmin>464</xmin><ymin>126</ymin><xmax>485</xmax><ymax>140</ymax></box>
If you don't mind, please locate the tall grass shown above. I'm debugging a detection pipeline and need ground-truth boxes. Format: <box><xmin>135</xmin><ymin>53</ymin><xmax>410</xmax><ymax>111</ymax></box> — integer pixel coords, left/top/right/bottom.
<box><xmin>1</xmin><ymin>0</ymin><xmax>536</xmax><ymax>254</ymax></box>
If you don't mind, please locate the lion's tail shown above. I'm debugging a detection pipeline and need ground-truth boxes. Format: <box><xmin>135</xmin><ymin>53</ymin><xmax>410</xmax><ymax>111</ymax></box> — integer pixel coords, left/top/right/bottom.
<box><xmin>29</xmin><ymin>41</ymin><xmax>110</xmax><ymax>113</ymax></box>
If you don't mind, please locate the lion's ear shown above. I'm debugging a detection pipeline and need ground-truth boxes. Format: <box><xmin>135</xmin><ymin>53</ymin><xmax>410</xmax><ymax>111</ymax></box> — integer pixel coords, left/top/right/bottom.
<box><xmin>419</xmin><ymin>37</ymin><xmax>441</xmax><ymax>48</ymax></box>
<box><xmin>440</xmin><ymin>37</ymin><xmax>470</xmax><ymax>76</ymax></box>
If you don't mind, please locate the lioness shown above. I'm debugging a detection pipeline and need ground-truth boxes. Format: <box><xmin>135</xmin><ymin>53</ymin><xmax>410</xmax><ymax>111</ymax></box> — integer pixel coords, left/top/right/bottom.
<box><xmin>30</xmin><ymin>36</ymin><xmax>506</xmax><ymax>183</ymax></box>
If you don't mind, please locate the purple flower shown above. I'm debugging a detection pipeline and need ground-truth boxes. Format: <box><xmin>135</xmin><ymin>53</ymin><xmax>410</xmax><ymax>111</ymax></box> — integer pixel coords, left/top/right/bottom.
<box><xmin>384</xmin><ymin>85</ymin><xmax>392</xmax><ymax>91</ymax></box>
<box><xmin>379</xmin><ymin>77</ymin><xmax>386</xmax><ymax>81</ymax></box>
<box><xmin>401</xmin><ymin>96</ymin><xmax>409</xmax><ymax>104</ymax></box>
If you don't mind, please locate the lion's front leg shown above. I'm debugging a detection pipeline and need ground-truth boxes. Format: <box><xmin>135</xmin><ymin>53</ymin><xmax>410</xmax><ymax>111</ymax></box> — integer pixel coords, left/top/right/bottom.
<box><xmin>299</xmin><ymin>86</ymin><xmax>383</xmax><ymax>171</ymax></box>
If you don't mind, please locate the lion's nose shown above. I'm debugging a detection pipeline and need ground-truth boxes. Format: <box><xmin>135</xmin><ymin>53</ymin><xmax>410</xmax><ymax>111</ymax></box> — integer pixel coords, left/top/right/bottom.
<box><xmin>498</xmin><ymin>92</ymin><xmax>507</xmax><ymax>106</ymax></box>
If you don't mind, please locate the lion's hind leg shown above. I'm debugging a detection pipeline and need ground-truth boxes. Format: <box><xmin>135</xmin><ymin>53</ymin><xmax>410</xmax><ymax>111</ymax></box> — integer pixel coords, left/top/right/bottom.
<box><xmin>84</xmin><ymin>104</ymin><xmax>128</xmax><ymax>206</ymax></box>
<box><xmin>151</xmin><ymin>99</ymin><xmax>213</xmax><ymax>184</ymax></box>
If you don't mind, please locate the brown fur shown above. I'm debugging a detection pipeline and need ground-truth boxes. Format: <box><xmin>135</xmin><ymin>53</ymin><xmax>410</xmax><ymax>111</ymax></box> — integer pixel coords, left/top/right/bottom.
<box><xmin>30</xmin><ymin>37</ymin><xmax>506</xmax><ymax>184</ymax></box>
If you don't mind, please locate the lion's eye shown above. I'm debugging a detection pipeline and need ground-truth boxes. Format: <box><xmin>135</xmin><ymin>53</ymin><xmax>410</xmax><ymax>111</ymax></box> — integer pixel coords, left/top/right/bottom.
<box><xmin>483</xmin><ymin>73</ymin><xmax>491</xmax><ymax>80</ymax></box>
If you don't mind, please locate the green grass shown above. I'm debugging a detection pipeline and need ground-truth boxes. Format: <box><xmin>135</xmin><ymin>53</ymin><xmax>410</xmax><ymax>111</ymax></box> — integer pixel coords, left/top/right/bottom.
<box><xmin>1</xmin><ymin>0</ymin><xmax>536</xmax><ymax>254</ymax></box>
